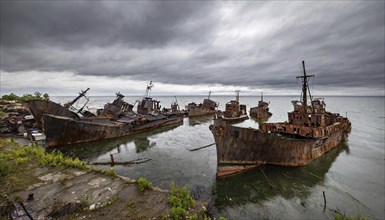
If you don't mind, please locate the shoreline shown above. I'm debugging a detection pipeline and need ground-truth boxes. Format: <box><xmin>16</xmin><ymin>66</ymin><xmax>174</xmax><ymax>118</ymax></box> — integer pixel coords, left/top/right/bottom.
<box><xmin>0</xmin><ymin>138</ymin><xmax>208</xmax><ymax>219</ymax></box>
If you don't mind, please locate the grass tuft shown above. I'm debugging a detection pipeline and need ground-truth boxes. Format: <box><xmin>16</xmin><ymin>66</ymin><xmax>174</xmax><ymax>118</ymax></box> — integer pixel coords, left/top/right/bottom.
<box><xmin>3</xmin><ymin>145</ymin><xmax>88</xmax><ymax>169</ymax></box>
<box><xmin>137</xmin><ymin>177</ymin><xmax>153</xmax><ymax>192</ymax></box>
<box><xmin>335</xmin><ymin>212</ymin><xmax>367</xmax><ymax>220</ymax></box>
<box><xmin>0</xmin><ymin>138</ymin><xmax>93</xmax><ymax>197</ymax></box>
<box><xmin>100</xmin><ymin>168</ymin><xmax>117</xmax><ymax>176</ymax></box>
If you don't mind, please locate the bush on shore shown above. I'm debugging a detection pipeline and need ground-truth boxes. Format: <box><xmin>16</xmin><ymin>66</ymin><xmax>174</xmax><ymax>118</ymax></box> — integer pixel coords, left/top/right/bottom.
<box><xmin>1</xmin><ymin>92</ymin><xmax>49</xmax><ymax>102</ymax></box>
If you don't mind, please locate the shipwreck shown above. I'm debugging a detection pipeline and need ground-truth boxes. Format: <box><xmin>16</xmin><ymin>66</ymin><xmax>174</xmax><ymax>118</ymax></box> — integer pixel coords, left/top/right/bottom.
<box><xmin>28</xmin><ymin>82</ymin><xmax>184</xmax><ymax>147</ymax></box>
<box><xmin>249</xmin><ymin>93</ymin><xmax>272</xmax><ymax>119</ymax></box>
<box><xmin>186</xmin><ymin>91</ymin><xmax>219</xmax><ymax>117</ymax></box>
<box><xmin>217</xmin><ymin>90</ymin><xmax>248</xmax><ymax>122</ymax></box>
<box><xmin>210</xmin><ymin>61</ymin><xmax>351</xmax><ymax>177</ymax></box>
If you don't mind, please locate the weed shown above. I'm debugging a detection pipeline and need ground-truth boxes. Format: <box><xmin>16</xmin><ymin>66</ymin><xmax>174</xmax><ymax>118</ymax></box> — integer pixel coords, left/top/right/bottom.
<box><xmin>170</xmin><ymin>206</ymin><xmax>186</xmax><ymax>220</ymax></box>
<box><xmin>4</xmin><ymin>145</ymin><xmax>88</xmax><ymax>170</ymax></box>
<box><xmin>15</xmin><ymin>157</ymin><xmax>29</xmax><ymax>164</ymax></box>
<box><xmin>190</xmin><ymin>209</ymin><xmax>217</xmax><ymax>220</ymax></box>
<box><xmin>14</xmin><ymin>195</ymin><xmax>22</xmax><ymax>202</ymax></box>
<box><xmin>137</xmin><ymin>178</ymin><xmax>152</xmax><ymax>192</ymax></box>
<box><xmin>161</xmin><ymin>213</ymin><xmax>169</xmax><ymax>220</ymax></box>
<box><xmin>100</xmin><ymin>168</ymin><xmax>117</xmax><ymax>176</ymax></box>
<box><xmin>335</xmin><ymin>212</ymin><xmax>367</xmax><ymax>220</ymax></box>
<box><xmin>189</xmin><ymin>213</ymin><xmax>199</xmax><ymax>220</ymax></box>
<box><xmin>0</xmin><ymin>138</ymin><xmax>125</xmax><ymax>186</ymax></box>
<box><xmin>0</xmin><ymin>161</ymin><xmax>10</xmax><ymax>178</ymax></box>
<box><xmin>0</xmin><ymin>140</ymin><xmax>93</xmax><ymax>195</ymax></box>
<box><xmin>96</xmin><ymin>195</ymin><xmax>118</xmax><ymax>210</ymax></box>
<box><xmin>79</xmin><ymin>193</ymin><xmax>93</xmax><ymax>209</ymax></box>
<box><xmin>127</xmin><ymin>200</ymin><xmax>144</xmax><ymax>218</ymax></box>
<box><xmin>167</xmin><ymin>182</ymin><xmax>195</xmax><ymax>220</ymax></box>
<box><xmin>126</xmin><ymin>200</ymin><xmax>136</xmax><ymax>208</ymax></box>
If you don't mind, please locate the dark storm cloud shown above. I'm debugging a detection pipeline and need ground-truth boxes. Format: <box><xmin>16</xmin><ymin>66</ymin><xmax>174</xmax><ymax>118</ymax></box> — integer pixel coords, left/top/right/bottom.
<box><xmin>1</xmin><ymin>1</ymin><xmax>384</xmax><ymax>95</ymax></box>
<box><xmin>265</xmin><ymin>2</ymin><xmax>385</xmax><ymax>89</ymax></box>
<box><xmin>1</xmin><ymin>1</ymin><xmax>214</xmax><ymax>48</ymax></box>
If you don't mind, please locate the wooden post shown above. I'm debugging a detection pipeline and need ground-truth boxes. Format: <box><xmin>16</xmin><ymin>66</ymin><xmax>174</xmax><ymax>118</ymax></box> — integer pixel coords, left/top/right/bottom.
<box><xmin>27</xmin><ymin>193</ymin><xmax>34</xmax><ymax>201</ymax></box>
<box><xmin>110</xmin><ymin>154</ymin><xmax>115</xmax><ymax>166</ymax></box>
<box><xmin>323</xmin><ymin>191</ymin><xmax>327</xmax><ymax>212</ymax></box>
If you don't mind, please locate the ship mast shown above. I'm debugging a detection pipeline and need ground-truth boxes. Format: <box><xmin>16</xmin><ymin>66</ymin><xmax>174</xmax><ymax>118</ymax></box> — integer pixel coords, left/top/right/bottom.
<box><xmin>235</xmin><ymin>90</ymin><xmax>240</xmax><ymax>103</ymax></box>
<box><xmin>296</xmin><ymin>61</ymin><xmax>314</xmax><ymax>112</ymax></box>
<box><xmin>64</xmin><ymin>88</ymin><xmax>90</xmax><ymax>109</ymax></box>
<box><xmin>144</xmin><ymin>81</ymin><xmax>154</xmax><ymax>98</ymax></box>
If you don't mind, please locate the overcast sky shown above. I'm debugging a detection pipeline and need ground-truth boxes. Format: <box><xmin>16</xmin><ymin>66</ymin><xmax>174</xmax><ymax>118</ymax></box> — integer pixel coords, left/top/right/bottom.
<box><xmin>1</xmin><ymin>1</ymin><xmax>384</xmax><ymax>96</ymax></box>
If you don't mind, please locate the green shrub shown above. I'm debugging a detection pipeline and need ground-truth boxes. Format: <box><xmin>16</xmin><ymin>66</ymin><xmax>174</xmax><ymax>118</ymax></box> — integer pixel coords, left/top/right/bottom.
<box><xmin>43</xmin><ymin>93</ymin><xmax>49</xmax><ymax>100</ymax></box>
<box><xmin>167</xmin><ymin>182</ymin><xmax>195</xmax><ymax>220</ymax></box>
<box><xmin>20</xmin><ymin>92</ymin><xmax>49</xmax><ymax>102</ymax></box>
<box><xmin>1</xmin><ymin>93</ymin><xmax>19</xmax><ymax>101</ymax></box>
<box><xmin>1</xmin><ymin>92</ymin><xmax>49</xmax><ymax>102</ymax></box>
<box><xmin>168</xmin><ymin>182</ymin><xmax>195</xmax><ymax>210</ymax></box>
<box><xmin>170</xmin><ymin>206</ymin><xmax>186</xmax><ymax>220</ymax></box>
<box><xmin>137</xmin><ymin>177</ymin><xmax>152</xmax><ymax>192</ymax></box>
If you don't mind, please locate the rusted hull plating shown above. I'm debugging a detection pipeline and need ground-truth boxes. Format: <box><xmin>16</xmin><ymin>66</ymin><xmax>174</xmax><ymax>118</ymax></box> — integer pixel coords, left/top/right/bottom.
<box><xmin>188</xmin><ymin>108</ymin><xmax>218</xmax><ymax>117</ymax></box>
<box><xmin>28</xmin><ymin>100</ymin><xmax>79</xmax><ymax>128</ymax></box>
<box><xmin>220</xmin><ymin>114</ymin><xmax>249</xmax><ymax>122</ymax></box>
<box><xmin>43</xmin><ymin>114</ymin><xmax>183</xmax><ymax>147</ymax></box>
<box><xmin>249</xmin><ymin>107</ymin><xmax>272</xmax><ymax>119</ymax></box>
<box><xmin>210</xmin><ymin>118</ymin><xmax>351</xmax><ymax>177</ymax></box>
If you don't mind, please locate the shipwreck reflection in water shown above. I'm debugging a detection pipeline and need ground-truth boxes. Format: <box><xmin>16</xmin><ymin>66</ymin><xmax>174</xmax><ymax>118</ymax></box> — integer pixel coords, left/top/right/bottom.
<box><xmin>213</xmin><ymin>142</ymin><xmax>349</xmax><ymax>209</ymax></box>
<box><xmin>53</xmin><ymin>122</ymin><xmax>182</xmax><ymax>161</ymax></box>
<box><xmin>188</xmin><ymin>115</ymin><xmax>214</xmax><ymax>126</ymax></box>
<box><xmin>249</xmin><ymin>116</ymin><xmax>269</xmax><ymax>124</ymax></box>
<box><xmin>134</xmin><ymin>137</ymin><xmax>156</xmax><ymax>153</ymax></box>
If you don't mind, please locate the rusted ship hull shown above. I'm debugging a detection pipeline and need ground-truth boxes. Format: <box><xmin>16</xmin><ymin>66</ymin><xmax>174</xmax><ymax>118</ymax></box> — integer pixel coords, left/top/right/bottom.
<box><xmin>210</xmin><ymin>118</ymin><xmax>351</xmax><ymax>177</ymax></box>
<box><xmin>43</xmin><ymin>114</ymin><xmax>183</xmax><ymax>147</ymax></box>
<box><xmin>186</xmin><ymin>96</ymin><xmax>219</xmax><ymax>117</ymax></box>
<box><xmin>249</xmin><ymin>107</ymin><xmax>272</xmax><ymax>119</ymax></box>
<box><xmin>28</xmin><ymin>100</ymin><xmax>79</xmax><ymax>128</ymax></box>
<box><xmin>220</xmin><ymin>114</ymin><xmax>249</xmax><ymax>122</ymax></box>
<box><xmin>188</xmin><ymin>108</ymin><xmax>218</xmax><ymax>117</ymax></box>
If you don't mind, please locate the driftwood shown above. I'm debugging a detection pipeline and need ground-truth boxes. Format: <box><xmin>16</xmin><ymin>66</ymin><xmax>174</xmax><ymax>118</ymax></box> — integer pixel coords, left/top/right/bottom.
<box><xmin>259</xmin><ymin>167</ymin><xmax>273</xmax><ymax>189</ymax></box>
<box><xmin>189</xmin><ymin>143</ymin><xmax>215</xmax><ymax>151</ymax></box>
<box><xmin>89</xmin><ymin>158</ymin><xmax>151</xmax><ymax>166</ymax></box>
<box><xmin>308</xmin><ymin>172</ymin><xmax>321</xmax><ymax>179</ymax></box>
<box><xmin>19</xmin><ymin>201</ymin><xmax>34</xmax><ymax>220</ymax></box>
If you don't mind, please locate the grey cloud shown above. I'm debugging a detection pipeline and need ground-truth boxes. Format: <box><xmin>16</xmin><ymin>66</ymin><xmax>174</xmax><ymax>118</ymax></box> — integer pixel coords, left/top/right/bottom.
<box><xmin>257</xmin><ymin>2</ymin><xmax>385</xmax><ymax>89</ymax></box>
<box><xmin>1</xmin><ymin>1</ymin><xmax>384</xmax><ymax>95</ymax></box>
<box><xmin>1</xmin><ymin>1</ymin><xmax>216</xmax><ymax>49</ymax></box>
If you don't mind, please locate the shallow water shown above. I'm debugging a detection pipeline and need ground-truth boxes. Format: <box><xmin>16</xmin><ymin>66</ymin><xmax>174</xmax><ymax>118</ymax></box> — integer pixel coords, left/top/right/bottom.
<box><xmin>52</xmin><ymin>95</ymin><xmax>385</xmax><ymax>219</ymax></box>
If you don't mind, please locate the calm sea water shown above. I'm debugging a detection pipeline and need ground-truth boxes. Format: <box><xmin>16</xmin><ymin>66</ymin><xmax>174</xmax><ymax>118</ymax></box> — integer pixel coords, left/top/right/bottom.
<box><xmin>51</xmin><ymin>95</ymin><xmax>384</xmax><ymax>219</ymax></box>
